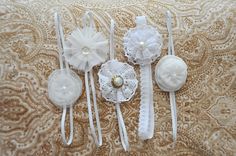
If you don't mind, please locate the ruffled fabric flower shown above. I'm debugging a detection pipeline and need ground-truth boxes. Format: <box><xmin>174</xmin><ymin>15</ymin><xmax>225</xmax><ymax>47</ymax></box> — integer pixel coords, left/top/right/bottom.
<box><xmin>98</xmin><ymin>59</ymin><xmax>138</xmax><ymax>103</ymax></box>
<box><xmin>155</xmin><ymin>55</ymin><xmax>187</xmax><ymax>92</ymax></box>
<box><xmin>124</xmin><ymin>25</ymin><xmax>162</xmax><ymax>65</ymax></box>
<box><xmin>48</xmin><ymin>69</ymin><xmax>82</xmax><ymax>107</ymax></box>
<box><xmin>64</xmin><ymin>26</ymin><xmax>109</xmax><ymax>72</ymax></box>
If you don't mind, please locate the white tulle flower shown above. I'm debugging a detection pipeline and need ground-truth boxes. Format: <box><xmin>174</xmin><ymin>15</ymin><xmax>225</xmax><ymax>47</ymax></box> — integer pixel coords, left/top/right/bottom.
<box><xmin>98</xmin><ymin>59</ymin><xmax>138</xmax><ymax>103</ymax></box>
<box><xmin>64</xmin><ymin>27</ymin><xmax>109</xmax><ymax>71</ymax></box>
<box><xmin>124</xmin><ymin>25</ymin><xmax>162</xmax><ymax>65</ymax></box>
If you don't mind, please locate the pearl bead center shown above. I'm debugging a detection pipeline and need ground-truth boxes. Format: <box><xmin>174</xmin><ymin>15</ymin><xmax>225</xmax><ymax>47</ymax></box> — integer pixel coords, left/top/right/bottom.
<box><xmin>139</xmin><ymin>41</ymin><xmax>145</xmax><ymax>50</ymax></box>
<box><xmin>82</xmin><ymin>47</ymin><xmax>90</xmax><ymax>55</ymax></box>
<box><xmin>111</xmin><ymin>75</ymin><xmax>124</xmax><ymax>88</ymax></box>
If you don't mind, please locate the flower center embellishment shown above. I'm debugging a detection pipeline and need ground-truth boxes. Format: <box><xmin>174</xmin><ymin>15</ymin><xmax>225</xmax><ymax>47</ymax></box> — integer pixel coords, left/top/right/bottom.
<box><xmin>111</xmin><ymin>75</ymin><xmax>124</xmax><ymax>88</ymax></box>
<box><xmin>82</xmin><ymin>46</ymin><xmax>91</xmax><ymax>55</ymax></box>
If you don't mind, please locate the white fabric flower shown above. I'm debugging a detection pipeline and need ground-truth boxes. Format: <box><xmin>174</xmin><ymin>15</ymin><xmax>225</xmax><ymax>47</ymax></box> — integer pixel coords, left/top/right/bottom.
<box><xmin>48</xmin><ymin>69</ymin><xmax>82</xmax><ymax>107</ymax></box>
<box><xmin>155</xmin><ymin>55</ymin><xmax>187</xmax><ymax>92</ymax></box>
<box><xmin>98</xmin><ymin>59</ymin><xmax>138</xmax><ymax>103</ymax></box>
<box><xmin>64</xmin><ymin>26</ymin><xmax>109</xmax><ymax>71</ymax></box>
<box><xmin>124</xmin><ymin>25</ymin><xmax>162</xmax><ymax>65</ymax></box>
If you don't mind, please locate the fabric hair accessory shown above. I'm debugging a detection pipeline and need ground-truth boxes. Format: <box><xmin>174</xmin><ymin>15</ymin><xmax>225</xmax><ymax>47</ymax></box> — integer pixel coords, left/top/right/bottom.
<box><xmin>124</xmin><ymin>16</ymin><xmax>162</xmax><ymax>140</ymax></box>
<box><xmin>48</xmin><ymin>13</ymin><xmax>82</xmax><ymax>145</ymax></box>
<box><xmin>155</xmin><ymin>11</ymin><xmax>188</xmax><ymax>146</ymax></box>
<box><xmin>98</xmin><ymin>18</ymin><xmax>138</xmax><ymax>151</ymax></box>
<box><xmin>64</xmin><ymin>11</ymin><xmax>109</xmax><ymax>147</ymax></box>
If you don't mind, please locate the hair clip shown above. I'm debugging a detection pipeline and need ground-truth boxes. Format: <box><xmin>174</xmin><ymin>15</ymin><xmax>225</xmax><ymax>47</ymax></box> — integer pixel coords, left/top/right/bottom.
<box><xmin>155</xmin><ymin>11</ymin><xmax>188</xmax><ymax>146</ymax></box>
<box><xmin>64</xmin><ymin>11</ymin><xmax>109</xmax><ymax>147</ymax></box>
<box><xmin>124</xmin><ymin>16</ymin><xmax>162</xmax><ymax>140</ymax></box>
<box><xmin>98</xmin><ymin>17</ymin><xmax>138</xmax><ymax>151</ymax></box>
<box><xmin>47</xmin><ymin>13</ymin><xmax>83</xmax><ymax>145</ymax></box>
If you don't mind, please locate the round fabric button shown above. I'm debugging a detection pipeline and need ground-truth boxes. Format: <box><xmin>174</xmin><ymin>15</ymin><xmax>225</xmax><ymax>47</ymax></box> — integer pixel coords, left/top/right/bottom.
<box><xmin>155</xmin><ymin>55</ymin><xmax>187</xmax><ymax>92</ymax></box>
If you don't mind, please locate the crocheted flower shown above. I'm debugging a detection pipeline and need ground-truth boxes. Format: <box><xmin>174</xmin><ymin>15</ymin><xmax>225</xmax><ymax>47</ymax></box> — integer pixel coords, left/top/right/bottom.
<box><xmin>64</xmin><ymin>27</ymin><xmax>109</xmax><ymax>71</ymax></box>
<box><xmin>124</xmin><ymin>25</ymin><xmax>162</xmax><ymax>65</ymax></box>
<box><xmin>98</xmin><ymin>59</ymin><xmax>138</xmax><ymax>103</ymax></box>
<box><xmin>48</xmin><ymin>69</ymin><xmax>82</xmax><ymax>107</ymax></box>
<box><xmin>155</xmin><ymin>55</ymin><xmax>187</xmax><ymax>92</ymax></box>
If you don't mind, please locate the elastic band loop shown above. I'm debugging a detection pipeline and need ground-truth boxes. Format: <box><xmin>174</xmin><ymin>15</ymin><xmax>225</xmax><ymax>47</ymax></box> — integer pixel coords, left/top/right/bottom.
<box><xmin>109</xmin><ymin>19</ymin><xmax>115</xmax><ymax>60</ymax></box>
<box><xmin>135</xmin><ymin>16</ymin><xmax>147</xmax><ymax>26</ymax></box>
<box><xmin>166</xmin><ymin>11</ymin><xmax>175</xmax><ymax>55</ymax></box>
<box><xmin>82</xmin><ymin>11</ymin><xmax>96</xmax><ymax>29</ymax></box>
<box><xmin>115</xmin><ymin>103</ymin><xmax>129</xmax><ymax>151</ymax></box>
<box><xmin>85</xmin><ymin>71</ymin><xmax>102</xmax><ymax>147</ymax></box>
<box><xmin>166</xmin><ymin>11</ymin><xmax>177</xmax><ymax>146</ymax></box>
<box><xmin>61</xmin><ymin>106</ymin><xmax>74</xmax><ymax>145</ymax></box>
<box><xmin>54</xmin><ymin>12</ymin><xmax>69</xmax><ymax>71</ymax></box>
<box><xmin>169</xmin><ymin>91</ymin><xmax>177</xmax><ymax>146</ymax></box>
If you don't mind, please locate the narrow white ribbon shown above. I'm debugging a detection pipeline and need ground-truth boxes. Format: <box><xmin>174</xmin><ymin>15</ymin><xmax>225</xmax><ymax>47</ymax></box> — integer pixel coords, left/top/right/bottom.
<box><xmin>136</xmin><ymin>16</ymin><xmax>155</xmax><ymax>140</ymax></box>
<box><xmin>166</xmin><ymin>11</ymin><xmax>177</xmax><ymax>145</ymax></box>
<box><xmin>115</xmin><ymin>102</ymin><xmax>129</xmax><ymax>151</ymax></box>
<box><xmin>85</xmin><ymin>71</ymin><xmax>102</xmax><ymax>146</ymax></box>
<box><xmin>109</xmin><ymin>17</ymin><xmax>115</xmax><ymax>60</ymax></box>
<box><xmin>54</xmin><ymin>12</ymin><xmax>74</xmax><ymax>145</ymax></box>
<box><xmin>61</xmin><ymin>106</ymin><xmax>74</xmax><ymax>145</ymax></box>
<box><xmin>82</xmin><ymin>11</ymin><xmax>102</xmax><ymax>147</ymax></box>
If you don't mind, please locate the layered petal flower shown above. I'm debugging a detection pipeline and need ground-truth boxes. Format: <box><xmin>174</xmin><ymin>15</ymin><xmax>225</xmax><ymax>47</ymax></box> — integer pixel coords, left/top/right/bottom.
<box><xmin>124</xmin><ymin>25</ymin><xmax>162</xmax><ymax>65</ymax></box>
<box><xmin>64</xmin><ymin>26</ymin><xmax>109</xmax><ymax>71</ymax></box>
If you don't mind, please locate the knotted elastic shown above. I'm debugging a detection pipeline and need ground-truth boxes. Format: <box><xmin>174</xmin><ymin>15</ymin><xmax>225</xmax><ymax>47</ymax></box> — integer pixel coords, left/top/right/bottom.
<box><xmin>123</xmin><ymin>16</ymin><xmax>162</xmax><ymax>140</ymax></box>
<box><xmin>155</xmin><ymin>11</ymin><xmax>187</xmax><ymax>146</ymax></box>
<box><xmin>98</xmin><ymin>15</ymin><xmax>138</xmax><ymax>151</ymax></box>
<box><xmin>82</xmin><ymin>11</ymin><xmax>102</xmax><ymax>147</ymax></box>
<box><xmin>109</xmin><ymin>18</ymin><xmax>129</xmax><ymax>151</ymax></box>
<box><xmin>64</xmin><ymin>9</ymin><xmax>108</xmax><ymax>146</ymax></box>
<box><xmin>54</xmin><ymin>12</ymin><xmax>75</xmax><ymax>145</ymax></box>
<box><xmin>166</xmin><ymin>11</ymin><xmax>177</xmax><ymax>145</ymax></box>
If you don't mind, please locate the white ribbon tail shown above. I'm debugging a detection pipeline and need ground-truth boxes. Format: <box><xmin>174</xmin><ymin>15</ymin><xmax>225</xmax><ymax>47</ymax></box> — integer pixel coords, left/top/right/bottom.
<box><xmin>85</xmin><ymin>70</ymin><xmax>102</xmax><ymax>147</ymax></box>
<box><xmin>138</xmin><ymin>64</ymin><xmax>155</xmax><ymax>140</ymax></box>
<box><xmin>166</xmin><ymin>11</ymin><xmax>175</xmax><ymax>56</ymax></box>
<box><xmin>115</xmin><ymin>103</ymin><xmax>129</xmax><ymax>151</ymax></box>
<box><xmin>169</xmin><ymin>91</ymin><xmax>177</xmax><ymax>146</ymax></box>
<box><xmin>61</xmin><ymin>106</ymin><xmax>74</xmax><ymax>145</ymax></box>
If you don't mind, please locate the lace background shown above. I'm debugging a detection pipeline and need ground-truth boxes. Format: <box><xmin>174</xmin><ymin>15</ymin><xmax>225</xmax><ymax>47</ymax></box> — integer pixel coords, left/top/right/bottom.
<box><xmin>0</xmin><ymin>0</ymin><xmax>235</xmax><ymax>155</ymax></box>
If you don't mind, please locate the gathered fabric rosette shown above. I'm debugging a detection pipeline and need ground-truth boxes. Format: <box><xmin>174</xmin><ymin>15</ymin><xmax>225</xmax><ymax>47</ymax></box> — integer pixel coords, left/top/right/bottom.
<box><xmin>98</xmin><ymin>19</ymin><xmax>138</xmax><ymax>151</ymax></box>
<box><xmin>48</xmin><ymin>13</ymin><xmax>83</xmax><ymax>145</ymax></box>
<box><xmin>63</xmin><ymin>11</ymin><xmax>109</xmax><ymax>147</ymax></box>
<box><xmin>124</xmin><ymin>16</ymin><xmax>162</xmax><ymax>140</ymax></box>
<box><xmin>155</xmin><ymin>11</ymin><xmax>187</xmax><ymax>146</ymax></box>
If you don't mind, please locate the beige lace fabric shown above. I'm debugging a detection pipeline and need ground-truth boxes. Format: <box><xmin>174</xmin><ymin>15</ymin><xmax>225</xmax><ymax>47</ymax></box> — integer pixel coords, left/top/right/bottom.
<box><xmin>0</xmin><ymin>0</ymin><xmax>236</xmax><ymax>155</ymax></box>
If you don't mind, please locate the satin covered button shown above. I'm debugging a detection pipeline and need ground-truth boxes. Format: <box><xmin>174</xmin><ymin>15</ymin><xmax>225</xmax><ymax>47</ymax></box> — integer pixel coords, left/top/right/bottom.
<box><xmin>48</xmin><ymin>69</ymin><xmax>82</xmax><ymax>107</ymax></box>
<box><xmin>155</xmin><ymin>55</ymin><xmax>187</xmax><ymax>92</ymax></box>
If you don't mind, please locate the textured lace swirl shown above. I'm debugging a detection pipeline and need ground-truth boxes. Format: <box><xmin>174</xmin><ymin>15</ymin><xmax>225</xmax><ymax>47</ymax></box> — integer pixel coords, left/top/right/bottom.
<box><xmin>98</xmin><ymin>59</ymin><xmax>138</xmax><ymax>103</ymax></box>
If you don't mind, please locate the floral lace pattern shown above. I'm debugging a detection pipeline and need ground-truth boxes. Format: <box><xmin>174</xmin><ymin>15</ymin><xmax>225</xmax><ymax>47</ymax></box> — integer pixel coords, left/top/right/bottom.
<box><xmin>98</xmin><ymin>59</ymin><xmax>138</xmax><ymax>103</ymax></box>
